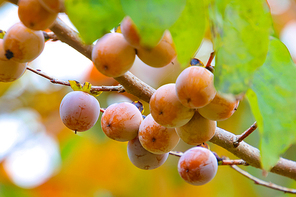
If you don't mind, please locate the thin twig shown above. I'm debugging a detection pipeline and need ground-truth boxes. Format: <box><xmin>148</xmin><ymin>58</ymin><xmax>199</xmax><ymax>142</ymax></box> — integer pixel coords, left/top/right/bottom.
<box><xmin>215</xmin><ymin>155</ymin><xmax>248</xmax><ymax>166</ymax></box>
<box><xmin>26</xmin><ymin>66</ymin><xmax>70</xmax><ymax>86</ymax></box>
<box><xmin>231</xmin><ymin>165</ymin><xmax>296</xmax><ymax>194</ymax></box>
<box><xmin>205</xmin><ymin>52</ymin><xmax>215</xmax><ymax>73</ymax></box>
<box><xmin>26</xmin><ymin>66</ymin><xmax>125</xmax><ymax>93</ymax></box>
<box><xmin>91</xmin><ymin>85</ymin><xmax>125</xmax><ymax>93</ymax></box>
<box><xmin>233</xmin><ymin>122</ymin><xmax>257</xmax><ymax>147</ymax></box>
<box><xmin>206</xmin><ymin>52</ymin><xmax>215</xmax><ymax>68</ymax></box>
<box><xmin>219</xmin><ymin>159</ymin><xmax>249</xmax><ymax>166</ymax></box>
<box><xmin>169</xmin><ymin>151</ymin><xmax>183</xmax><ymax>157</ymax></box>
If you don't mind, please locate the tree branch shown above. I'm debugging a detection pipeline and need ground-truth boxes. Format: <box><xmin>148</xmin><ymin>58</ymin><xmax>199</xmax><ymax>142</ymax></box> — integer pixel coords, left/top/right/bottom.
<box><xmin>210</xmin><ymin>127</ymin><xmax>296</xmax><ymax>180</ymax></box>
<box><xmin>49</xmin><ymin>18</ymin><xmax>93</xmax><ymax>60</ymax></box>
<box><xmin>6</xmin><ymin>0</ymin><xmax>296</xmax><ymax>181</ymax></box>
<box><xmin>219</xmin><ymin>159</ymin><xmax>249</xmax><ymax>166</ymax></box>
<box><xmin>169</xmin><ymin>151</ymin><xmax>183</xmax><ymax>157</ymax></box>
<box><xmin>231</xmin><ymin>165</ymin><xmax>296</xmax><ymax>194</ymax></box>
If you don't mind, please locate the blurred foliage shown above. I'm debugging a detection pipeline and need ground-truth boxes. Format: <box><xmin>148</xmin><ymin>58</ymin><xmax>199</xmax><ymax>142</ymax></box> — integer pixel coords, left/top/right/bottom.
<box><xmin>209</xmin><ymin>0</ymin><xmax>271</xmax><ymax>96</ymax></box>
<box><xmin>65</xmin><ymin>0</ymin><xmax>125</xmax><ymax>44</ymax></box>
<box><xmin>247</xmin><ymin>38</ymin><xmax>296</xmax><ymax>170</ymax></box>
<box><xmin>169</xmin><ymin>0</ymin><xmax>206</xmax><ymax>67</ymax></box>
<box><xmin>122</xmin><ymin>0</ymin><xmax>186</xmax><ymax>47</ymax></box>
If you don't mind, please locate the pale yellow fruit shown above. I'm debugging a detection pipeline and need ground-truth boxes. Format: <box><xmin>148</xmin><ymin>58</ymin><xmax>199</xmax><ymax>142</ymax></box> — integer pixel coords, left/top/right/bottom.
<box><xmin>176</xmin><ymin>111</ymin><xmax>216</xmax><ymax>145</ymax></box>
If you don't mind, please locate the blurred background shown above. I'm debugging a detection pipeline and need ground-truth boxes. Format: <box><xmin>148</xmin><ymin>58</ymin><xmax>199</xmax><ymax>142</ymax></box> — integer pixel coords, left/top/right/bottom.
<box><xmin>0</xmin><ymin>0</ymin><xmax>296</xmax><ymax>196</ymax></box>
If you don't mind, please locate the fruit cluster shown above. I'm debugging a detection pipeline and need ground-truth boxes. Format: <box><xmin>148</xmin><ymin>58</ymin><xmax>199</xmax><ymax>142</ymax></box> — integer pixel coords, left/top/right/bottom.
<box><xmin>92</xmin><ymin>16</ymin><xmax>177</xmax><ymax>78</ymax></box>
<box><xmin>146</xmin><ymin>60</ymin><xmax>239</xmax><ymax>185</ymax></box>
<box><xmin>0</xmin><ymin>5</ymin><xmax>239</xmax><ymax>186</ymax></box>
<box><xmin>59</xmin><ymin>60</ymin><xmax>239</xmax><ymax>186</ymax></box>
<box><xmin>58</xmin><ymin>16</ymin><xmax>239</xmax><ymax>186</ymax></box>
<box><xmin>0</xmin><ymin>0</ymin><xmax>63</xmax><ymax>82</ymax></box>
<box><xmin>58</xmin><ymin>84</ymin><xmax>235</xmax><ymax>186</ymax></box>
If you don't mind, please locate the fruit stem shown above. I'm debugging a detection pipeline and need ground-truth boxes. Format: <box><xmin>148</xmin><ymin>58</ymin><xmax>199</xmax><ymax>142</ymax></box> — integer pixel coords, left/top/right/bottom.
<box><xmin>205</xmin><ymin>52</ymin><xmax>215</xmax><ymax>68</ymax></box>
<box><xmin>233</xmin><ymin>122</ymin><xmax>257</xmax><ymax>147</ymax></box>
<box><xmin>205</xmin><ymin>52</ymin><xmax>215</xmax><ymax>73</ymax></box>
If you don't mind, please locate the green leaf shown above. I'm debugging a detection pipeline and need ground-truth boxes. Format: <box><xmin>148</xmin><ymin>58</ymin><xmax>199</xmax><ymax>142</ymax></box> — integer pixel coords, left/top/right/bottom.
<box><xmin>246</xmin><ymin>38</ymin><xmax>296</xmax><ymax>170</ymax></box>
<box><xmin>121</xmin><ymin>0</ymin><xmax>186</xmax><ymax>47</ymax></box>
<box><xmin>170</xmin><ymin>0</ymin><xmax>207</xmax><ymax>67</ymax></box>
<box><xmin>210</xmin><ymin>0</ymin><xmax>271</xmax><ymax>97</ymax></box>
<box><xmin>65</xmin><ymin>0</ymin><xmax>125</xmax><ymax>44</ymax></box>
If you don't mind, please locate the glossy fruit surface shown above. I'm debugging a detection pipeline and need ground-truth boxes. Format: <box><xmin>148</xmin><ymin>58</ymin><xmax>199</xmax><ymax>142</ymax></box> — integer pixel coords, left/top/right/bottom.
<box><xmin>138</xmin><ymin>114</ymin><xmax>179</xmax><ymax>154</ymax></box>
<box><xmin>175</xmin><ymin>66</ymin><xmax>216</xmax><ymax>109</ymax></box>
<box><xmin>60</xmin><ymin>91</ymin><xmax>100</xmax><ymax>132</ymax></box>
<box><xmin>0</xmin><ymin>39</ymin><xmax>27</xmax><ymax>82</ymax></box>
<box><xmin>92</xmin><ymin>33</ymin><xmax>136</xmax><ymax>77</ymax></box>
<box><xmin>3</xmin><ymin>22</ymin><xmax>45</xmax><ymax>63</ymax></box>
<box><xmin>136</xmin><ymin>30</ymin><xmax>176</xmax><ymax>68</ymax></box>
<box><xmin>150</xmin><ymin>83</ymin><xmax>194</xmax><ymax>128</ymax></box>
<box><xmin>176</xmin><ymin>111</ymin><xmax>216</xmax><ymax>145</ymax></box>
<box><xmin>178</xmin><ymin>147</ymin><xmax>218</xmax><ymax>185</ymax></box>
<box><xmin>127</xmin><ymin>136</ymin><xmax>169</xmax><ymax>170</ymax></box>
<box><xmin>198</xmin><ymin>93</ymin><xmax>239</xmax><ymax>121</ymax></box>
<box><xmin>101</xmin><ymin>102</ymin><xmax>143</xmax><ymax>142</ymax></box>
<box><xmin>18</xmin><ymin>0</ymin><xmax>58</xmax><ymax>30</ymax></box>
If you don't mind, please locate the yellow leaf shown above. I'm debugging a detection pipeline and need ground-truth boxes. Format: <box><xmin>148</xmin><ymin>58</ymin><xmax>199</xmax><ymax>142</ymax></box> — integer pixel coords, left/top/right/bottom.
<box><xmin>0</xmin><ymin>30</ymin><xmax>6</xmax><ymax>39</ymax></box>
<box><xmin>69</xmin><ymin>80</ymin><xmax>82</xmax><ymax>91</ymax></box>
<box><xmin>82</xmin><ymin>82</ymin><xmax>92</xmax><ymax>93</ymax></box>
<box><xmin>90</xmin><ymin>90</ymin><xmax>102</xmax><ymax>97</ymax></box>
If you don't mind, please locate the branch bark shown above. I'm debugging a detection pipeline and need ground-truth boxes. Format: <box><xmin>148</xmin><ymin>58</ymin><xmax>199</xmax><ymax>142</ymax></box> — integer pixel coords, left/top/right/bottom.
<box><xmin>6</xmin><ymin>0</ymin><xmax>296</xmax><ymax>181</ymax></box>
<box><xmin>210</xmin><ymin>128</ymin><xmax>296</xmax><ymax>180</ymax></box>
